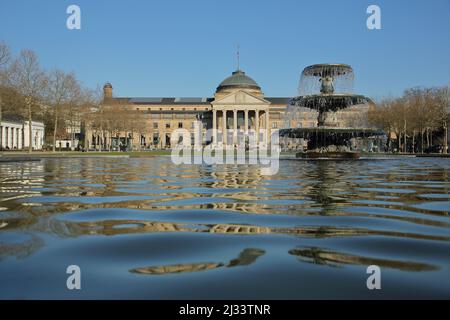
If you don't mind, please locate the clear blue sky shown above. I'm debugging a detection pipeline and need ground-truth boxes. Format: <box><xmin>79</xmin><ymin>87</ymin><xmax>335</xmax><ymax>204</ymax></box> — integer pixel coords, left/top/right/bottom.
<box><xmin>0</xmin><ymin>0</ymin><xmax>449</xmax><ymax>100</ymax></box>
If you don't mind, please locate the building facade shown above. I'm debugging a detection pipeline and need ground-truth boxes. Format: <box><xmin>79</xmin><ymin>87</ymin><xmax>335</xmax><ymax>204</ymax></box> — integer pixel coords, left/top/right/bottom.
<box><xmin>85</xmin><ymin>69</ymin><xmax>369</xmax><ymax>150</ymax></box>
<box><xmin>0</xmin><ymin>116</ymin><xmax>45</xmax><ymax>150</ymax></box>
<box><xmin>56</xmin><ymin>119</ymin><xmax>82</xmax><ymax>150</ymax></box>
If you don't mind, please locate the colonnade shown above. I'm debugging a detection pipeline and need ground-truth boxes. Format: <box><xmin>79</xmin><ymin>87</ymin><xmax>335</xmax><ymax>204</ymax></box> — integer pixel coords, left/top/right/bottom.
<box><xmin>211</xmin><ymin>108</ymin><xmax>270</xmax><ymax>146</ymax></box>
<box><xmin>0</xmin><ymin>125</ymin><xmax>24</xmax><ymax>150</ymax></box>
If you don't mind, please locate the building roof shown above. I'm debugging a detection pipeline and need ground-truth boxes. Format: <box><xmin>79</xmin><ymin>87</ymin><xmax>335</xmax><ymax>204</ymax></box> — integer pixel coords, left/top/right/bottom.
<box><xmin>216</xmin><ymin>70</ymin><xmax>261</xmax><ymax>92</ymax></box>
<box><xmin>129</xmin><ymin>97</ymin><xmax>214</xmax><ymax>105</ymax></box>
<box><xmin>106</xmin><ymin>96</ymin><xmax>290</xmax><ymax>106</ymax></box>
<box><xmin>0</xmin><ymin>115</ymin><xmax>24</xmax><ymax>124</ymax></box>
<box><xmin>266</xmin><ymin>97</ymin><xmax>290</xmax><ymax>105</ymax></box>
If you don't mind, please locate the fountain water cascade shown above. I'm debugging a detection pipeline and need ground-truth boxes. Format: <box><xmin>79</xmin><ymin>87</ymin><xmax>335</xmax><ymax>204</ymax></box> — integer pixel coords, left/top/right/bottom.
<box><xmin>280</xmin><ymin>64</ymin><xmax>385</xmax><ymax>159</ymax></box>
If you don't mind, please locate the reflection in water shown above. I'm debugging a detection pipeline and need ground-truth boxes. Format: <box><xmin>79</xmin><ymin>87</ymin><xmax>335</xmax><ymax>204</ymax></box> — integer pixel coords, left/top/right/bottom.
<box><xmin>131</xmin><ymin>263</ymin><xmax>224</xmax><ymax>275</ymax></box>
<box><xmin>130</xmin><ymin>248</ymin><xmax>265</xmax><ymax>275</ymax></box>
<box><xmin>306</xmin><ymin>162</ymin><xmax>346</xmax><ymax>215</ymax></box>
<box><xmin>289</xmin><ymin>247</ymin><xmax>438</xmax><ymax>271</ymax></box>
<box><xmin>0</xmin><ymin>233</ymin><xmax>44</xmax><ymax>261</ymax></box>
<box><xmin>0</xmin><ymin>157</ymin><xmax>450</xmax><ymax>298</ymax></box>
<box><xmin>45</xmin><ymin>219</ymin><xmax>450</xmax><ymax>244</ymax></box>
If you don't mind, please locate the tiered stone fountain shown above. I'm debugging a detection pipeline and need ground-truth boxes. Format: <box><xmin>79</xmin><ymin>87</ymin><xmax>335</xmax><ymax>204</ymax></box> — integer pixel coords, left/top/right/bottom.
<box><xmin>280</xmin><ymin>64</ymin><xmax>383</xmax><ymax>159</ymax></box>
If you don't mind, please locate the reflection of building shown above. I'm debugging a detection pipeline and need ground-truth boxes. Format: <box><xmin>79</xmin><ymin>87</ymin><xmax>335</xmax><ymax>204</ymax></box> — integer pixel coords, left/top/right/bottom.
<box><xmin>84</xmin><ymin>69</ymin><xmax>369</xmax><ymax>150</ymax></box>
<box><xmin>0</xmin><ymin>116</ymin><xmax>45</xmax><ymax>150</ymax></box>
<box><xmin>56</xmin><ymin>119</ymin><xmax>82</xmax><ymax>150</ymax></box>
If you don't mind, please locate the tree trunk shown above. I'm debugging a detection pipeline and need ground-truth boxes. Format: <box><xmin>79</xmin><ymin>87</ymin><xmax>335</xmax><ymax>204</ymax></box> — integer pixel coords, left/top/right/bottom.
<box><xmin>71</xmin><ymin>121</ymin><xmax>75</xmax><ymax>151</ymax></box>
<box><xmin>421</xmin><ymin>130</ymin><xmax>424</xmax><ymax>154</ymax></box>
<box><xmin>404</xmin><ymin>134</ymin><xmax>407</xmax><ymax>153</ymax></box>
<box><xmin>444</xmin><ymin>88</ymin><xmax>449</xmax><ymax>154</ymax></box>
<box><xmin>52</xmin><ymin>105</ymin><xmax>58</xmax><ymax>152</ymax></box>
<box><xmin>98</xmin><ymin>118</ymin><xmax>103</xmax><ymax>152</ymax></box>
<box><xmin>444</xmin><ymin>123</ymin><xmax>448</xmax><ymax>154</ymax></box>
<box><xmin>129</xmin><ymin>131</ymin><xmax>133</xmax><ymax>151</ymax></box>
<box><xmin>412</xmin><ymin>130</ymin><xmax>415</xmax><ymax>154</ymax></box>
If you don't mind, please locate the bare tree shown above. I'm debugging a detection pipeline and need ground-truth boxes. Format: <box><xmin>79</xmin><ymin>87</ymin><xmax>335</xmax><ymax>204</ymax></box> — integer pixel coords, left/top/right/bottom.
<box><xmin>0</xmin><ymin>42</ymin><xmax>11</xmax><ymax>149</ymax></box>
<box><xmin>370</xmin><ymin>86</ymin><xmax>449</xmax><ymax>154</ymax></box>
<box><xmin>9</xmin><ymin>50</ymin><xmax>48</xmax><ymax>153</ymax></box>
<box><xmin>47</xmin><ymin>69</ymin><xmax>80</xmax><ymax>152</ymax></box>
<box><xmin>438</xmin><ymin>86</ymin><xmax>450</xmax><ymax>154</ymax></box>
<box><xmin>432</xmin><ymin>86</ymin><xmax>449</xmax><ymax>154</ymax></box>
<box><xmin>80</xmin><ymin>86</ymin><xmax>104</xmax><ymax>151</ymax></box>
<box><xmin>67</xmin><ymin>86</ymin><xmax>97</xmax><ymax>150</ymax></box>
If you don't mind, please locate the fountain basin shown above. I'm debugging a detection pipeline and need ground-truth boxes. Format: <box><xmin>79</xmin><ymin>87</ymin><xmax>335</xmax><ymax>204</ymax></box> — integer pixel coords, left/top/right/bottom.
<box><xmin>290</xmin><ymin>93</ymin><xmax>372</xmax><ymax>113</ymax></box>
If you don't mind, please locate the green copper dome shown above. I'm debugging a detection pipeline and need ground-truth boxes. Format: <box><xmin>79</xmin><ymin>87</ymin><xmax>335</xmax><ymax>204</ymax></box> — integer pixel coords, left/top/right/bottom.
<box><xmin>216</xmin><ymin>70</ymin><xmax>261</xmax><ymax>92</ymax></box>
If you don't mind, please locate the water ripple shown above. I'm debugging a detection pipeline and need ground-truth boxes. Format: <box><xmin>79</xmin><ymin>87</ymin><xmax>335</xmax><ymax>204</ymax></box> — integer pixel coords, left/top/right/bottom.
<box><xmin>1</xmin><ymin>157</ymin><xmax>450</xmax><ymax>298</ymax></box>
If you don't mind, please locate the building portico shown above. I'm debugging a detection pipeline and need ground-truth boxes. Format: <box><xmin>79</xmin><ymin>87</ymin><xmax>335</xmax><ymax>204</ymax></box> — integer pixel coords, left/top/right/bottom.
<box><xmin>211</xmin><ymin>70</ymin><xmax>272</xmax><ymax>147</ymax></box>
<box><xmin>0</xmin><ymin>116</ymin><xmax>44</xmax><ymax>150</ymax></box>
<box><xmin>211</xmin><ymin>103</ymin><xmax>271</xmax><ymax>146</ymax></box>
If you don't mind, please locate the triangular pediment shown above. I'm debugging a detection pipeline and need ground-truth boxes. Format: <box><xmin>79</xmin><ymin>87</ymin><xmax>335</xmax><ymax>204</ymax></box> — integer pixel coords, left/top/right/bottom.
<box><xmin>211</xmin><ymin>90</ymin><xmax>270</xmax><ymax>106</ymax></box>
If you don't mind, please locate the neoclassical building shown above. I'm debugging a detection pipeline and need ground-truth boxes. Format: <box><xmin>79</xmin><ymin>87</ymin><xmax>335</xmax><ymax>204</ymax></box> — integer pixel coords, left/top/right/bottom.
<box><xmin>85</xmin><ymin>69</ymin><xmax>368</xmax><ymax>150</ymax></box>
<box><xmin>0</xmin><ymin>116</ymin><xmax>45</xmax><ymax>150</ymax></box>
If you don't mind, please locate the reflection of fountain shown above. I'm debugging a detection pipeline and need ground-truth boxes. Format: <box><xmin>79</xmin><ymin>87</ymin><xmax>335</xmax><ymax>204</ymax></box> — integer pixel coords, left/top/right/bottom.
<box><xmin>280</xmin><ymin>64</ymin><xmax>384</xmax><ymax>159</ymax></box>
<box><xmin>288</xmin><ymin>247</ymin><xmax>437</xmax><ymax>271</ymax></box>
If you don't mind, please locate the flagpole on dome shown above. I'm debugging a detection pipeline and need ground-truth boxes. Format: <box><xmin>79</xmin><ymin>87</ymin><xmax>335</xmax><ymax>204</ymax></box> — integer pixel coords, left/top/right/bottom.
<box><xmin>237</xmin><ymin>44</ymin><xmax>240</xmax><ymax>71</ymax></box>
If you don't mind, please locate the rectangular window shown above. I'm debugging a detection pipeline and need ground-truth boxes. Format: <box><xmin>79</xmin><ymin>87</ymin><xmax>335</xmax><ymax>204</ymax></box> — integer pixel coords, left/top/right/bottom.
<box><xmin>178</xmin><ymin>122</ymin><xmax>183</xmax><ymax>128</ymax></box>
<box><xmin>153</xmin><ymin>123</ymin><xmax>158</xmax><ymax>129</ymax></box>
<box><xmin>166</xmin><ymin>123</ymin><xmax>170</xmax><ymax>129</ymax></box>
<box><xmin>272</xmin><ymin>122</ymin><xmax>278</xmax><ymax>129</ymax></box>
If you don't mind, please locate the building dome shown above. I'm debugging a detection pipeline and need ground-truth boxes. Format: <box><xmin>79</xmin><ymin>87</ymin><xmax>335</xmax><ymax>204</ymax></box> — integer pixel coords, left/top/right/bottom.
<box><xmin>104</xmin><ymin>82</ymin><xmax>113</xmax><ymax>89</ymax></box>
<box><xmin>215</xmin><ymin>70</ymin><xmax>262</xmax><ymax>96</ymax></box>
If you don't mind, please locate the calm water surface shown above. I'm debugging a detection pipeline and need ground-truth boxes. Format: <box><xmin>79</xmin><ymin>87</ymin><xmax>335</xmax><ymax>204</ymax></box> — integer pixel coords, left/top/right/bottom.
<box><xmin>0</xmin><ymin>157</ymin><xmax>449</xmax><ymax>299</ymax></box>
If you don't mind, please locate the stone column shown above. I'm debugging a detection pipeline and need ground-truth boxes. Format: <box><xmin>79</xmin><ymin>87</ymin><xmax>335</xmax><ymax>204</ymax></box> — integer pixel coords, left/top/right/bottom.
<box><xmin>7</xmin><ymin>127</ymin><xmax>11</xmax><ymax>149</ymax></box>
<box><xmin>244</xmin><ymin>109</ymin><xmax>249</xmax><ymax>135</ymax></box>
<box><xmin>222</xmin><ymin>110</ymin><xmax>227</xmax><ymax>145</ymax></box>
<box><xmin>6</xmin><ymin>126</ymin><xmax>9</xmax><ymax>149</ymax></box>
<box><xmin>16</xmin><ymin>128</ymin><xmax>19</xmax><ymax>149</ymax></box>
<box><xmin>12</xmin><ymin>127</ymin><xmax>15</xmax><ymax>149</ymax></box>
<box><xmin>38</xmin><ymin>129</ymin><xmax>42</xmax><ymax>149</ymax></box>
<box><xmin>18</xmin><ymin>128</ymin><xmax>22</xmax><ymax>150</ymax></box>
<box><xmin>1</xmin><ymin>126</ymin><xmax>5</xmax><ymax>149</ymax></box>
<box><xmin>0</xmin><ymin>125</ymin><xmax>3</xmax><ymax>149</ymax></box>
<box><xmin>265</xmin><ymin>109</ymin><xmax>270</xmax><ymax>144</ymax></box>
<box><xmin>212</xmin><ymin>109</ymin><xmax>217</xmax><ymax>145</ymax></box>
<box><xmin>11</xmin><ymin>128</ymin><xmax>15</xmax><ymax>149</ymax></box>
<box><xmin>23</xmin><ymin>125</ymin><xmax>27</xmax><ymax>150</ymax></box>
<box><xmin>233</xmin><ymin>109</ymin><xmax>237</xmax><ymax>145</ymax></box>
<box><xmin>255</xmin><ymin>110</ymin><xmax>259</xmax><ymax>144</ymax></box>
